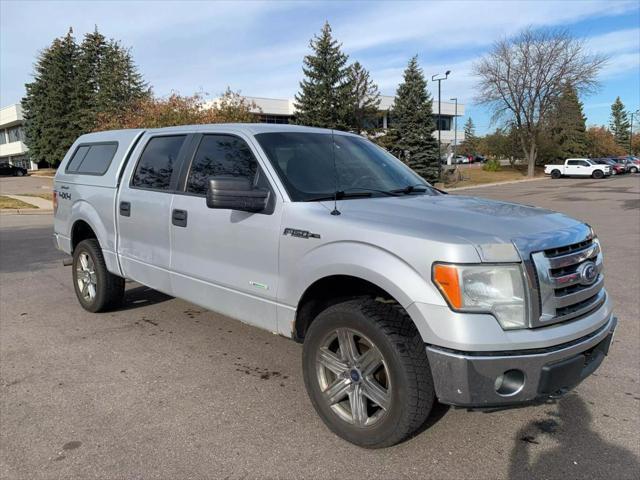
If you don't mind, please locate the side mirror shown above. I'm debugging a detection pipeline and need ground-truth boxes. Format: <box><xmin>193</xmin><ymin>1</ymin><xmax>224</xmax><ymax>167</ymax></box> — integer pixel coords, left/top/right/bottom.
<box><xmin>206</xmin><ymin>177</ymin><xmax>269</xmax><ymax>213</ymax></box>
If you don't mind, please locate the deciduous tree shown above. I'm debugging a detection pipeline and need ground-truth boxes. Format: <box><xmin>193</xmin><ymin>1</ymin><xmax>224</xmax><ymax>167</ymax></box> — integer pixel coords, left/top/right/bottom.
<box><xmin>473</xmin><ymin>28</ymin><xmax>606</xmax><ymax>176</ymax></box>
<box><xmin>586</xmin><ymin>126</ymin><xmax>626</xmax><ymax>158</ymax></box>
<box><xmin>94</xmin><ymin>89</ymin><xmax>259</xmax><ymax>130</ymax></box>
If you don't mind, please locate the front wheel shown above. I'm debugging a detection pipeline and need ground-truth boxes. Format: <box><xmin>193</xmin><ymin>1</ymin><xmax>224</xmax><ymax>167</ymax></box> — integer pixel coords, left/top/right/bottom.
<box><xmin>630</xmin><ymin>166</ymin><xmax>638</xmax><ymax>174</ymax></box>
<box><xmin>302</xmin><ymin>298</ymin><xmax>435</xmax><ymax>448</ymax></box>
<box><xmin>15</xmin><ymin>170</ymin><xmax>24</xmax><ymax>176</ymax></box>
<box><xmin>72</xmin><ymin>239</ymin><xmax>124</xmax><ymax>312</ymax></box>
<box><xmin>592</xmin><ymin>170</ymin><xmax>604</xmax><ymax>179</ymax></box>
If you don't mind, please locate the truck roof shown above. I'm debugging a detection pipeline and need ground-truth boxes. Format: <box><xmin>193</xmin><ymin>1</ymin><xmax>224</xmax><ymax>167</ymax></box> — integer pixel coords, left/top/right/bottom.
<box><xmin>55</xmin><ymin>124</ymin><xmax>360</xmax><ymax>188</ymax></box>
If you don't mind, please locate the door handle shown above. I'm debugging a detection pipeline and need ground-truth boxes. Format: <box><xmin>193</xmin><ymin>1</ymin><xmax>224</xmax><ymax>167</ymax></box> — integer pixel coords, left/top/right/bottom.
<box><xmin>172</xmin><ymin>209</ymin><xmax>188</xmax><ymax>227</ymax></box>
<box><xmin>120</xmin><ymin>201</ymin><xmax>131</xmax><ymax>217</ymax></box>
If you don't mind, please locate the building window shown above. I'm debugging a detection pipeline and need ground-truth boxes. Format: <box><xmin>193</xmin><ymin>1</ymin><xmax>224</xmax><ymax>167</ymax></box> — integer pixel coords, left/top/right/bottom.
<box><xmin>434</xmin><ymin>116</ymin><xmax>452</xmax><ymax>131</ymax></box>
<box><xmin>0</xmin><ymin>129</ymin><xmax>7</xmax><ymax>145</ymax></box>
<box><xmin>7</xmin><ymin>126</ymin><xmax>25</xmax><ymax>143</ymax></box>
<box><xmin>257</xmin><ymin>114</ymin><xmax>291</xmax><ymax>124</ymax></box>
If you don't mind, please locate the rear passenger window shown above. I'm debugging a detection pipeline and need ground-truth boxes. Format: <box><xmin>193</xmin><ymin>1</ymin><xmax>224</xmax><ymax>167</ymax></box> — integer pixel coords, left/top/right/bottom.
<box><xmin>186</xmin><ymin>135</ymin><xmax>258</xmax><ymax>195</ymax></box>
<box><xmin>132</xmin><ymin>136</ymin><xmax>186</xmax><ymax>191</ymax></box>
<box><xmin>66</xmin><ymin>143</ymin><xmax>117</xmax><ymax>175</ymax></box>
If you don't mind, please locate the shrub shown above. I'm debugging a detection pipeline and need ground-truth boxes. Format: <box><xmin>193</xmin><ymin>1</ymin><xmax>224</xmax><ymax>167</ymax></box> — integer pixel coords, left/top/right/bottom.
<box><xmin>482</xmin><ymin>158</ymin><xmax>502</xmax><ymax>172</ymax></box>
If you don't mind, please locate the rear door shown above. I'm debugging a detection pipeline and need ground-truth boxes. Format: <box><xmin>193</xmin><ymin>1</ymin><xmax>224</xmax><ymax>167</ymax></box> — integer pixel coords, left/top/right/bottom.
<box><xmin>169</xmin><ymin>132</ymin><xmax>282</xmax><ymax>332</ymax></box>
<box><xmin>116</xmin><ymin>134</ymin><xmax>191</xmax><ymax>294</ymax></box>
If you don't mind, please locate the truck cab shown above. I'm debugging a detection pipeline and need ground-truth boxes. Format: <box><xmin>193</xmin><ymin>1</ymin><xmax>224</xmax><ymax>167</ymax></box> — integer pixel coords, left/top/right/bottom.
<box><xmin>53</xmin><ymin>124</ymin><xmax>616</xmax><ymax>448</ymax></box>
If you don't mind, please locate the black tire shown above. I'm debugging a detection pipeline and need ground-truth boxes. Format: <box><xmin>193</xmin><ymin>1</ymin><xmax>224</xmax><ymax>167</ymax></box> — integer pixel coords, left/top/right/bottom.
<box><xmin>16</xmin><ymin>170</ymin><xmax>24</xmax><ymax>176</ymax></box>
<box><xmin>72</xmin><ymin>239</ymin><xmax>124</xmax><ymax>312</ymax></box>
<box><xmin>592</xmin><ymin>169</ymin><xmax>604</xmax><ymax>179</ymax></box>
<box><xmin>551</xmin><ymin>170</ymin><xmax>562</xmax><ymax>179</ymax></box>
<box><xmin>302</xmin><ymin>298</ymin><xmax>435</xmax><ymax>448</ymax></box>
<box><xmin>630</xmin><ymin>167</ymin><xmax>638</xmax><ymax>174</ymax></box>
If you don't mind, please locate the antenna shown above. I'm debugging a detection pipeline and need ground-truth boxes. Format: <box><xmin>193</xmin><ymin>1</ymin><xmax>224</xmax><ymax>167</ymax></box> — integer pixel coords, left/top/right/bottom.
<box><xmin>330</xmin><ymin>129</ymin><xmax>341</xmax><ymax>216</ymax></box>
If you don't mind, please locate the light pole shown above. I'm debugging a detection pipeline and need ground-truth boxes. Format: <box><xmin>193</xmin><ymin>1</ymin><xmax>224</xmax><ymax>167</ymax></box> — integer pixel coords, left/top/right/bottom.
<box><xmin>431</xmin><ymin>71</ymin><xmax>450</xmax><ymax>163</ymax></box>
<box><xmin>450</xmin><ymin>97</ymin><xmax>458</xmax><ymax>162</ymax></box>
<box><xmin>630</xmin><ymin>109</ymin><xmax>639</xmax><ymax>156</ymax></box>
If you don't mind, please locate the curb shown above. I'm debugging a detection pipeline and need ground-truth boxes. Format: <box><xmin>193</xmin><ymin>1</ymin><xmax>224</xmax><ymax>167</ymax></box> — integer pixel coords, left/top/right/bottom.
<box><xmin>443</xmin><ymin>176</ymin><xmax>548</xmax><ymax>192</ymax></box>
<box><xmin>0</xmin><ymin>209</ymin><xmax>53</xmax><ymax>215</ymax></box>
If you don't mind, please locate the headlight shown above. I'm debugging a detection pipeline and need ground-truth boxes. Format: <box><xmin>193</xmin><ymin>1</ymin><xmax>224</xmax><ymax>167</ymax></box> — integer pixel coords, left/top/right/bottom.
<box><xmin>433</xmin><ymin>263</ymin><xmax>527</xmax><ymax>329</ymax></box>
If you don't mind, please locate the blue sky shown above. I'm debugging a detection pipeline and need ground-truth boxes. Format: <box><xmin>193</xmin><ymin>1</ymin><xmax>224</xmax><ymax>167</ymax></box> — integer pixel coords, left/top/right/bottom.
<box><xmin>1</xmin><ymin>0</ymin><xmax>638</xmax><ymax>134</ymax></box>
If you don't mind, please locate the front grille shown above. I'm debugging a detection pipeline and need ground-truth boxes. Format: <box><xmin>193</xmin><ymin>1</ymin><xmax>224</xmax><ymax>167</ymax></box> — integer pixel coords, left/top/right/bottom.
<box><xmin>530</xmin><ymin>237</ymin><xmax>605</xmax><ymax>327</ymax></box>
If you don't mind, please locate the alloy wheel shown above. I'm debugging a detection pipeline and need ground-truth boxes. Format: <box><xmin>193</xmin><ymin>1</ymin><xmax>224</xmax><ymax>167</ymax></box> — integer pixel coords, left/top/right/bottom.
<box><xmin>315</xmin><ymin>328</ymin><xmax>391</xmax><ymax>427</ymax></box>
<box><xmin>76</xmin><ymin>252</ymin><xmax>97</xmax><ymax>302</ymax></box>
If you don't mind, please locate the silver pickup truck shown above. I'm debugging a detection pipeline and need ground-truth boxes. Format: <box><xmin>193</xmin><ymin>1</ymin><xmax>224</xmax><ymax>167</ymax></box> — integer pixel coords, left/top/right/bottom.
<box><xmin>53</xmin><ymin>124</ymin><xmax>616</xmax><ymax>448</ymax></box>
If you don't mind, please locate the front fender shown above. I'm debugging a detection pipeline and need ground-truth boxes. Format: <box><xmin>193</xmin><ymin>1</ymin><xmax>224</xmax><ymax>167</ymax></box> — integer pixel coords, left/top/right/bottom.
<box><xmin>280</xmin><ymin>240</ymin><xmax>447</xmax><ymax>310</ymax></box>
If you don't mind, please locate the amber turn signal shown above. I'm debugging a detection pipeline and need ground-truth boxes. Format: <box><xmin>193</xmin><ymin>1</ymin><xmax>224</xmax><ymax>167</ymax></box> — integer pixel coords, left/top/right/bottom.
<box><xmin>433</xmin><ymin>264</ymin><xmax>462</xmax><ymax>309</ymax></box>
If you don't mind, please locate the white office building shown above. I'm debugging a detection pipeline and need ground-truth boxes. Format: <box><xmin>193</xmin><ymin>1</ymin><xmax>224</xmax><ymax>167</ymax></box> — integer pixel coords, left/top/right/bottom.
<box><xmin>0</xmin><ymin>103</ymin><xmax>37</xmax><ymax>170</ymax></box>
<box><xmin>209</xmin><ymin>95</ymin><xmax>465</xmax><ymax>146</ymax></box>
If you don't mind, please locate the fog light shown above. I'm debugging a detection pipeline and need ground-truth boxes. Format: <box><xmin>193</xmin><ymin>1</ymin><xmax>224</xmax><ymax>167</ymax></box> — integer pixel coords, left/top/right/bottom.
<box><xmin>495</xmin><ymin>369</ymin><xmax>525</xmax><ymax>396</ymax></box>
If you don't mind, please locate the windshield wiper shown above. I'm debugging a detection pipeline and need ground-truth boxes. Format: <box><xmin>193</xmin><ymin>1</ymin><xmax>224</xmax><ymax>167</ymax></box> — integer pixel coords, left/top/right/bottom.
<box><xmin>304</xmin><ymin>191</ymin><xmax>373</xmax><ymax>202</ymax></box>
<box><xmin>389</xmin><ymin>183</ymin><xmax>431</xmax><ymax>195</ymax></box>
<box><xmin>305</xmin><ymin>188</ymin><xmax>401</xmax><ymax>202</ymax></box>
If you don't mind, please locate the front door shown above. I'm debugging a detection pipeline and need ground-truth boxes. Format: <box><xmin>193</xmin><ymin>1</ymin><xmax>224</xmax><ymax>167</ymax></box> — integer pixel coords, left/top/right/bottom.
<box><xmin>169</xmin><ymin>133</ymin><xmax>282</xmax><ymax>332</ymax></box>
<box><xmin>117</xmin><ymin>134</ymin><xmax>190</xmax><ymax>294</ymax></box>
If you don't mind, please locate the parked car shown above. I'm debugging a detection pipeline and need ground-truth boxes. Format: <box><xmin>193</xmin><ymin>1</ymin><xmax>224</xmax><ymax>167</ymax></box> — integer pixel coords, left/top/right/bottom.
<box><xmin>53</xmin><ymin>125</ymin><xmax>616</xmax><ymax>448</ymax></box>
<box><xmin>592</xmin><ymin>158</ymin><xmax>624</xmax><ymax>175</ymax></box>
<box><xmin>454</xmin><ymin>155</ymin><xmax>470</xmax><ymax>164</ymax></box>
<box><xmin>617</xmin><ymin>157</ymin><xmax>639</xmax><ymax>174</ymax></box>
<box><xmin>474</xmin><ymin>154</ymin><xmax>486</xmax><ymax>163</ymax></box>
<box><xmin>545</xmin><ymin>158</ymin><xmax>610</xmax><ymax>179</ymax></box>
<box><xmin>0</xmin><ymin>163</ymin><xmax>27</xmax><ymax>176</ymax></box>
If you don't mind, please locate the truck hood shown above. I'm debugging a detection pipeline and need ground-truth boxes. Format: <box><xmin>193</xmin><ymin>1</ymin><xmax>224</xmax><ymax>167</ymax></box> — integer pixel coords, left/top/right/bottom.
<box><xmin>328</xmin><ymin>193</ymin><xmax>583</xmax><ymax>253</ymax></box>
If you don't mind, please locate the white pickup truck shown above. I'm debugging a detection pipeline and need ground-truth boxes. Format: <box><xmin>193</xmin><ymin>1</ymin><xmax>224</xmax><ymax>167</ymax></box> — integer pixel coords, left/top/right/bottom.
<box><xmin>545</xmin><ymin>158</ymin><xmax>611</xmax><ymax>179</ymax></box>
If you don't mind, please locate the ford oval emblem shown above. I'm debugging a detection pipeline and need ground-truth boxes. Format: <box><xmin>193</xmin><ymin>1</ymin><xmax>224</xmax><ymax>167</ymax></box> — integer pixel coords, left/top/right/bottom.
<box><xmin>579</xmin><ymin>261</ymin><xmax>598</xmax><ymax>285</ymax></box>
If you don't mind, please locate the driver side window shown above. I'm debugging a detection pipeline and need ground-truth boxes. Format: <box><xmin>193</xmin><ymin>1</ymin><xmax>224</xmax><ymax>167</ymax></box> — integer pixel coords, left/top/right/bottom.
<box><xmin>186</xmin><ymin>135</ymin><xmax>258</xmax><ymax>196</ymax></box>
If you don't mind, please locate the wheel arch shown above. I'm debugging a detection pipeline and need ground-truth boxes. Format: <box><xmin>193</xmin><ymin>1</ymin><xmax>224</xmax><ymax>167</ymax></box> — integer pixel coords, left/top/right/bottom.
<box><xmin>68</xmin><ymin>200</ymin><xmax>121</xmax><ymax>275</ymax></box>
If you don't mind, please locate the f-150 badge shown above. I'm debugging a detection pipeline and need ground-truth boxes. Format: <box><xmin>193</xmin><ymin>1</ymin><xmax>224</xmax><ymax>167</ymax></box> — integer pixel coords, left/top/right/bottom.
<box><xmin>283</xmin><ymin>228</ymin><xmax>321</xmax><ymax>239</ymax></box>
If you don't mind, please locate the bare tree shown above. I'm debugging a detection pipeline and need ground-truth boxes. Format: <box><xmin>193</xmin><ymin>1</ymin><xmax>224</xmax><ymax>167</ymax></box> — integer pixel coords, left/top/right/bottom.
<box><xmin>473</xmin><ymin>28</ymin><xmax>607</xmax><ymax>176</ymax></box>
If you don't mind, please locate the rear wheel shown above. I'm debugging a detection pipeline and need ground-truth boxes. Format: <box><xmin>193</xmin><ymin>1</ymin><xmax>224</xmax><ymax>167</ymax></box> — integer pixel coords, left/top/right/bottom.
<box><xmin>72</xmin><ymin>239</ymin><xmax>124</xmax><ymax>312</ymax></box>
<box><xmin>15</xmin><ymin>170</ymin><xmax>24</xmax><ymax>177</ymax></box>
<box><xmin>592</xmin><ymin>169</ymin><xmax>604</xmax><ymax>179</ymax></box>
<box><xmin>551</xmin><ymin>170</ymin><xmax>562</xmax><ymax>179</ymax></box>
<box><xmin>302</xmin><ymin>298</ymin><xmax>435</xmax><ymax>448</ymax></box>
<box><xmin>630</xmin><ymin>166</ymin><xmax>638</xmax><ymax>174</ymax></box>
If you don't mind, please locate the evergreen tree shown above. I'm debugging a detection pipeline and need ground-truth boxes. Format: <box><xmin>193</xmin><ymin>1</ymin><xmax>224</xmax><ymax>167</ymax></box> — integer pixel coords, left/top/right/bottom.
<box><xmin>551</xmin><ymin>84</ymin><xmax>588</xmax><ymax>159</ymax></box>
<box><xmin>294</xmin><ymin>22</ymin><xmax>352</xmax><ymax>130</ymax></box>
<box><xmin>390</xmin><ymin>56</ymin><xmax>439</xmax><ymax>182</ymax></box>
<box><xmin>609</xmin><ymin>96</ymin><xmax>630</xmax><ymax>148</ymax></box>
<box><xmin>74</xmin><ymin>27</ymin><xmax>109</xmax><ymax>131</ymax></box>
<box><xmin>460</xmin><ymin>117</ymin><xmax>477</xmax><ymax>156</ymax></box>
<box><xmin>22</xmin><ymin>26</ymin><xmax>149</xmax><ymax>166</ymax></box>
<box><xmin>346</xmin><ymin>61</ymin><xmax>381</xmax><ymax>133</ymax></box>
<box><xmin>23</xmin><ymin>29</ymin><xmax>80</xmax><ymax>167</ymax></box>
<box><xmin>95</xmin><ymin>40</ymin><xmax>149</xmax><ymax>116</ymax></box>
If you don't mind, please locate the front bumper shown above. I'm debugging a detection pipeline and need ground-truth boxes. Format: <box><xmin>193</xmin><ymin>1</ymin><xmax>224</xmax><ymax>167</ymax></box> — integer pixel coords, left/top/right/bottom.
<box><xmin>426</xmin><ymin>315</ymin><xmax>617</xmax><ymax>407</ymax></box>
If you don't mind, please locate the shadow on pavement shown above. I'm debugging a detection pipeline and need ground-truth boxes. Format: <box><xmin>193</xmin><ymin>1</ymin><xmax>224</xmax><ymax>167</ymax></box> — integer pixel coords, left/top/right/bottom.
<box><xmin>117</xmin><ymin>284</ymin><xmax>173</xmax><ymax>311</ymax></box>
<box><xmin>508</xmin><ymin>394</ymin><xmax>638</xmax><ymax>479</ymax></box>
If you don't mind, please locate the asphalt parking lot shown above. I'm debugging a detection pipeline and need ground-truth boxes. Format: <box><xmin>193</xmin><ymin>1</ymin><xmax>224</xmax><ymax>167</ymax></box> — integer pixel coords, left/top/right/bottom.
<box><xmin>1</xmin><ymin>175</ymin><xmax>639</xmax><ymax>479</ymax></box>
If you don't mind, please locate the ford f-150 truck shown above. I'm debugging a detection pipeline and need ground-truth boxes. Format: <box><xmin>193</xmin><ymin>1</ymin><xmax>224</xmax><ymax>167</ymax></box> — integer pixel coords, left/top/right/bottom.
<box><xmin>545</xmin><ymin>158</ymin><xmax>611</xmax><ymax>179</ymax></box>
<box><xmin>53</xmin><ymin>124</ymin><xmax>616</xmax><ymax>448</ymax></box>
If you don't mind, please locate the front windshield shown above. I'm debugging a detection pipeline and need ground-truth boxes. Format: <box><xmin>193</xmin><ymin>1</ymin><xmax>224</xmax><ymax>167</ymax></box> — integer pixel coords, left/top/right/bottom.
<box><xmin>254</xmin><ymin>132</ymin><xmax>438</xmax><ymax>201</ymax></box>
